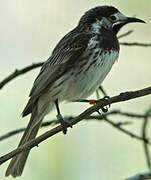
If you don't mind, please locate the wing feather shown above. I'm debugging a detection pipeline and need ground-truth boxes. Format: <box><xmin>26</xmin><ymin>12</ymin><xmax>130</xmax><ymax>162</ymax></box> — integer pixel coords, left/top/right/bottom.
<box><xmin>22</xmin><ymin>29</ymin><xmax>92</xmax><ymax>116</ymax></box>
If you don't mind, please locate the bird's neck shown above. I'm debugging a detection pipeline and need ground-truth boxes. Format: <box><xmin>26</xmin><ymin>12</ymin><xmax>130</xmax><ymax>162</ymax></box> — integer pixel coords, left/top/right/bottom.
<box><xmin>90</xmin><ymin>28</ymin><xmax>119</xmax><ymax>51</ymax></box>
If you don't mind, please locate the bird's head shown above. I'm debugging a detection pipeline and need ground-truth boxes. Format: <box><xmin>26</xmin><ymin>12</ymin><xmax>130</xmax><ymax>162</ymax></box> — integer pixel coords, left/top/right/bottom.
<box><xmin>79</xmin><ymin>6</ymin><xmax>145</xmax><ymax>34</ymax></box>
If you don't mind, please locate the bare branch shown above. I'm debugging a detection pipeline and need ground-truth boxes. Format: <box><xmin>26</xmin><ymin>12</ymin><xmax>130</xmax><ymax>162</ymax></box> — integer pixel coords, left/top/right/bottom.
<box><xmin>0</xmin><ymin>111</ymin><xmax>119</xmax><ymax>141</ymax></box>
<box><xmin>142</xmin><ymin>106</ymin><xmax>151</xmax><ymax>170</ymax></box>
<box><xmin>120</xmin><ymin>42</ymin><xmax>151</xmax><ymax>47</ymax></box>
<box><xmin>118</xmin><ymin>30</ymin><xmax>133</xmax><ymax>39</ymax></box>
<box><xmin>0</xmin><ymin>119</ymin><xmax>60</xmax><ymax>141</ymax></box>
<box><xmin>104</xmin><ymin>117</ymin><xmax>148</xmax><ymax>143</ymax></box>
<box><xmin>116</xmin><ymin>111</ymin><xmax>148</xmax><ymax>119</ymax></box>
<box><xmin>0</xmin><ymin>62</ymin><xmax>44</xmax><ymax>90</ymax></box>
<box><xmin>0</xmin><ymin>109</ymin><xmax>147</xmax><ymax>141</ymax></box>
<box><xmin>126</xmin><ymin>171</ymin><xmax>151</xmax><ymax>180</ymax></box>
<box><xmin>0</xmin><ymin>86</ymin><xmax>151</xmax><ymax>165</ymax></box>
<box><xmin>0</xmin><ymin>110</ymin><xmax>138</xmax><ymax>141</ymax></box>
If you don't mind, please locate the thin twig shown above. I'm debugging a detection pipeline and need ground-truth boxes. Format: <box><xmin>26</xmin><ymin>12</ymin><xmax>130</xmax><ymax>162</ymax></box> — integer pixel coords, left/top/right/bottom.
<box><xmin>0</xmin><ymin>110</ymin><xmax>136</xmax><ymax>141</ymax></box>
<box><xmin>0</xmin><ymin>119</ymin><xmax>60</xmax><ymax>141</ymax></box>
<box><xmin>115</xmin><ymin>121</ymin><xmax>132</xmax><ymax>126</ymax></box>
<box><xmin>0</xmin><ymin>62</ymin><xmax>44</xmax><ymax>89</ymax></box>
<box><xmin>118</xmin><ymin>30</ymin><xmax>133</xmax><ymax>39</ymax></box>
<box><xmin>142</xmin><ymin>106</ymin><xmax>151</xmax><ymax>170</ymax></box>
<box><xmin>1</xmin><ymin>109</ymin><xmax>147</xmax><ymax>141</ymax></box>
<box><xmin>120</xmin><ymin>42</ymin><xmax>151</xmax><ymax>47</ymax></box>
<box><xmin>104</xmin><ymin>117</ymin><xmax>148</xmax><ymax>143</ymax></box>
<box><xmin>0</xmin><ymin>86</ymin><xmax>151</xmax><ymax>165</ymax></box>
<box><xmin>116</xmin><ymin>111</ymin><xmax>148</xmax><ymax>119</ymax></box>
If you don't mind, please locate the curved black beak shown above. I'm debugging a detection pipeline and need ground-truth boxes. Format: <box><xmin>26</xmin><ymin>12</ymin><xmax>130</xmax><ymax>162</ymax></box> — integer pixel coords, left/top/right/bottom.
<box><xmin>126</xmin><ymin>17</ymin><xmax>146</xmax><ymax>24</ymax></box>
<box><xmin>112</xmin><ymin>13</ymin><xmax>145</xmax><ymax>34</ymax></box>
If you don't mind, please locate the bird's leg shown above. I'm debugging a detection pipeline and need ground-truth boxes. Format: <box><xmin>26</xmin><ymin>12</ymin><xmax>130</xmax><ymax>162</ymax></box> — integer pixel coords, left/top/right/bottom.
<box><xmin>72</xmin><ymin>99</ymin><xmax>97</xmax><ymax>104</ymax></box>
<box><xmin>73</xmin><ymin>96</ymin><xmax>111</xmax><ymax>113</ymax></box>
<box><xmin>55</xmin><ymin>99</ymin><xmax>72</xmax><ymax>134</ymax></box>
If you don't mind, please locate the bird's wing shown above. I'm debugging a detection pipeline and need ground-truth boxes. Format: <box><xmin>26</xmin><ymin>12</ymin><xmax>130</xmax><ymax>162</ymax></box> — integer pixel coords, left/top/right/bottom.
<box><xmin>30</xmin><ymin>30</ymin><xmax>92</xmax><ymax>97</ymax></box>
<box><xmin>22</xmin><ymin>30</ymin><xmax>92</xmax><ymax>116</ymax></box>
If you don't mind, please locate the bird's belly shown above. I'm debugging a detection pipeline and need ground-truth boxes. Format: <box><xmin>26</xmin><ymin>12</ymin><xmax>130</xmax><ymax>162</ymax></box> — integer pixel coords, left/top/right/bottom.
<box><xmin>49</xmin><ymin>50</ymin><xmax>118</xmax><ymax>101</ymax></box>
<box><xmin>64</xmin><ymin>50</ymin><xmax>118</xmax><ymax>100</ymax></box>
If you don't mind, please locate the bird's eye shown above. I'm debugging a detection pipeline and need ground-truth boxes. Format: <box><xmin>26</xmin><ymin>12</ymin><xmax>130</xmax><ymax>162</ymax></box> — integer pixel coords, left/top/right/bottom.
<box><xmin>109</xmin><ymin>15</ymin><xmax>117</xmax><ymax>21</ymax></box>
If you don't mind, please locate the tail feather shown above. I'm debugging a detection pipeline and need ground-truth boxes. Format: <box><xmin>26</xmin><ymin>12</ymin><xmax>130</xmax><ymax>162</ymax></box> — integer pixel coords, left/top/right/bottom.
<box><xmin>5</xmin><ymin>105</ymin><xmax>44</xmax><ymax>177</ymax></box>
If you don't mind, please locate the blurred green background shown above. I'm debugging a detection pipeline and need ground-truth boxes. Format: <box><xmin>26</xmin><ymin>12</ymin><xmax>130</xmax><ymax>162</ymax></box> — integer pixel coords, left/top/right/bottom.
<box><xmin>0</xmin><ymin>0</ymin><xmax>151</xmax><ymax>179</ymax></box>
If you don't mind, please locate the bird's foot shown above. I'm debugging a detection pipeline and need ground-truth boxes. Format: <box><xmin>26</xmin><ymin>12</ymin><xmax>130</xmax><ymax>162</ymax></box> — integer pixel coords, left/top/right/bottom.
<box><xmin>57</xmin><ymin>114</ymin><xmax>72</xmax><ymax>134</ymax></box>
<box><xmin>100</xmin><ymin>96</ymin><xmax>111</xmax><ymax>113</ymax></box>
<box><xmin>93</xmin><ymin>96</ymin><xmax>111</xmax><ymax>115</ymax></box>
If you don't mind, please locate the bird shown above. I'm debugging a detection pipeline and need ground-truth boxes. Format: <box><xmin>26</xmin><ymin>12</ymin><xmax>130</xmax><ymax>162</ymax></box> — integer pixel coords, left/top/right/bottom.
<box><xmin>5</xmin><ymin>5</ymin><xmax>145</xmax><ymax>177</ymax></box>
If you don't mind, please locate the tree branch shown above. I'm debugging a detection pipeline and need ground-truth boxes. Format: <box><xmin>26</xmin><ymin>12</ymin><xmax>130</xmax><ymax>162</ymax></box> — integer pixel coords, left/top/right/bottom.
<box><xmin>0</xmin><ymin>86</ymin><xmax>151</xmax><ymax>165</ymax></box>
<box><xmin>118</xmin><ymin>30</ymin><xmax>133</xmax><ymax>39</ymax></box>
<box><xmin>104</xmin><ymin>117</ymin><xmax>148</xmax><ymax>142</ymax></box>
<box><xmin>126</xmin><ymin>171</ymin><xmax>151</xmax><ymax>180</ymax></box>
<box><xmin>0</xmin><ymin>119</ymin><xmax>60</xmax><ymax>141</ymax></box>
<box><xmin>142</xmin><ymin>106</ymin><xmax>151</xmax><ymax>170</ymax></box>
<box><xmin>0</xmin><ymin>109</ymin><xmax>149</xmax><ymax>141</ymax></box>
<box><xmin>120</xmin><ymin>42</ymin><xmax>151</xmax><ymax>47</ymax></box>
<box><xmin>0</xmin><ymin>62</ymin><xmax>44</xmax><ymax>90</ymax></box>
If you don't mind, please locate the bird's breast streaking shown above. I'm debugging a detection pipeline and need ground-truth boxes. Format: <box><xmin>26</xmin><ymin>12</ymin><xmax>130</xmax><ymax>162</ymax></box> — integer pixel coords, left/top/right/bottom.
<box><xmin>69</xmin><ymin>36</ymin><xmax>119</xmax><ymax>99</ymax></box>
<box><xmin>48</xmin><ymin>34</ymin><xmax>119</xmax><ymax>101</ymax></box>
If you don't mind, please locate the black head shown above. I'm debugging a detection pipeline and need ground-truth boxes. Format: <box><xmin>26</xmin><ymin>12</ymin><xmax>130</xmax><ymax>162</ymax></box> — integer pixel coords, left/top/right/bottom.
<box><xmin>79</xmin><ymin>6</ymin><xmax>145</xmax><ymax>34</ymax></box>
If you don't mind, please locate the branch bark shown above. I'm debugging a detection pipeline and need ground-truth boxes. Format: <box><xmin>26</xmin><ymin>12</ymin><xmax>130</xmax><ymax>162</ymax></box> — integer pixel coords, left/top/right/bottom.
<box><xmin>0</xmin><ymin>62</ymin><xmax>44</xmax><ymax>90</ymax></box>
<box><xmin>142</xmin><ymin>107</ymin><xmax>151</xmax><ymax>170</ymax></box>
<box><xmin>104</xmin><ymin>117</ymin><xmax>148</xmax><ymax>142</ymax></box>
<box><xmin>0</xmin><ymin>109</ymin><xmax>150</xmax><ymax>141</ymax></box>
<box><xmin>118</xmin><ymin>30</ymin><xmax>133</xmax><ymax>39</ymax></box>
<box><xmin>0</xmin><ymin>86</ymin><xmax>151</xmax><ymax>165</ymax></box>
<box><xmin>120</xmin><ymin>42</ymin><xmax>151</xmax><ymax>47</ymax></box>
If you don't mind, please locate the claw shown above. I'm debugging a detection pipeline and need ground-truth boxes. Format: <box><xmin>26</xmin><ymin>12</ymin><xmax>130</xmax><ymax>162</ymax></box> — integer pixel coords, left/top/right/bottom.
<box><xmin>96</xmin><ymin>110</ymin><xmax>102</xmax><ymax>115</ymax></box>
<box><xmin>103</xmin><ymin>96</ymin><xmax>111</xmax><ymax>108</ymax></box>
<box><xmin>101</xmin><ymin>96</ymin><xmax>111</xmax><ymax>113</ymax></box>
<box><xmin>102</xmin><ymin>107</ymin><xmax>108</xmax><ymax>113</ymax></box>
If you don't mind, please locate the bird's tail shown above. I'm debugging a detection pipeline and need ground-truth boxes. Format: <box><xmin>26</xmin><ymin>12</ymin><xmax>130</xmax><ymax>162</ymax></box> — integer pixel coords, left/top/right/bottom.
<box><xmin>5</xmin><ymin>104</ymin><xmax>46</xmax><ymax>177</ymax></box>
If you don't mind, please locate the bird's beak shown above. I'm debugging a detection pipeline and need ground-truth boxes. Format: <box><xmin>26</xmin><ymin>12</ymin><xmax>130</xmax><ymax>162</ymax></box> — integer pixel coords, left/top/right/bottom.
<box><xmin>112</xmin><ymin>12</ymin><xmax>145</xmax><ymax>34</ymax></box>
<box><xmin>114</xmin><ymin>12</ymin><xmax>146</xmax><ymax>24</ymax></box>
<box><xmin>125</xmin><ymin>17</ymin><xmax>146</xmax><ymax>24</ymax></box>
